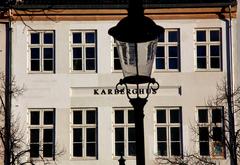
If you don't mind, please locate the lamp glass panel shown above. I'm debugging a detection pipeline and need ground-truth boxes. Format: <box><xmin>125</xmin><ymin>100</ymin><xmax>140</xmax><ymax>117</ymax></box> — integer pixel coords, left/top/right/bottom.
<box><xmin>115</xmin><ymin>39</ymin><xmax>158</xmax><ymax>78</ymax></box>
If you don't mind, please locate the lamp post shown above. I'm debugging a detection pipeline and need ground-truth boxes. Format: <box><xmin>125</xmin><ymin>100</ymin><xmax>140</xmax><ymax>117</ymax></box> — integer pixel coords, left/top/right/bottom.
<box><xmin>108</xmin><ymin>0</ymin><xmax>164</xmax><ymax>165</ymax></box>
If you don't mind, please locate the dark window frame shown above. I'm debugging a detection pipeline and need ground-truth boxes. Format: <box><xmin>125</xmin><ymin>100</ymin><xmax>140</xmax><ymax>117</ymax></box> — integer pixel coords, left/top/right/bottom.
<box><xmin>29</xmin><ymin>31</ymin><xmax>55</xmax><ymax>73</ymax></box>
<box><xmin>71</xmin><ymin>108</ymin><xmax>98</xmax><ymax>159</ymax></box>
<box><xmin>29</xmin><ymin>109</ymin><xmax>55</xmax><ymax>159</ymax></box>
<box><xmin>155</xmin><ymin>107</ymin><xmax>183</xmax><ymax>157</ymax></box>
<box><xmin>71</xmin><ymin>30</ymin><xmax>97</xmax><ymax>73</ymax></box>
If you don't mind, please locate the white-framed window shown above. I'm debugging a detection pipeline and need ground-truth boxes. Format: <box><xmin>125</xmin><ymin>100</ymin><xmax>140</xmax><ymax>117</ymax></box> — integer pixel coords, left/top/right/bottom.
<box><xmin>112</xmin><ymin>39</ymin><xmax>122</xmax><ymax>71</ymax></box>
<box><xmin>29</xmin><ymin>31</ymin><xmax>55</xmax><ymax>72</ymax></box>
<box><xmin>70</xmin><ymin>30</ymin><xmax>97</xmax><ymax>72</ymax></box>
<box><xmin>155</xmin><ymin>107</ymin><xmax>182</xmax><ymax>157</ymax></box>
<box><xmin>71</xmin><ymin>108</ymin><xmax>97</xmax><ymax>158</ymax></box>
<box><xmin>113</xmin><ymin>108</ymin><xmax>135</xmax><ymax>157</ymax></box>
<box><xmin>155</xmin><ymin>29</ymin><xmax>180</xmax><ymax>71</ymax></box>
<box><xmin>195</xmin><ymin>28</ymin><xmax>222</xmax><ymax>70</ymax></box>
<box><xmin>197</xmin><ymin>107</ymin><xmax>225</xmax><ymax>157</ymax></box>
<box><xmin>29</xmin><ymin>109</ymin><xmax>55</xmax><ymax>158</ymax></box>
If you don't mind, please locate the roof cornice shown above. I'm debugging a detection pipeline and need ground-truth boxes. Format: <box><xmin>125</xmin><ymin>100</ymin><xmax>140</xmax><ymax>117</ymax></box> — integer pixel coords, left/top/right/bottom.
<box><xmin>14</xmin><ymin>0</ymin><xmax>237</xmax><ymax>10</ymax></box>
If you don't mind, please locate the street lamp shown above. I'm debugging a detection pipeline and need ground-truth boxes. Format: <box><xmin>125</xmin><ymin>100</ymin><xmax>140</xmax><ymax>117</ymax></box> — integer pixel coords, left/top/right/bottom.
<box><xmin>108</xmin><ymin>0</ymin><xmax>164</xmax><ymax>165</ymax></box>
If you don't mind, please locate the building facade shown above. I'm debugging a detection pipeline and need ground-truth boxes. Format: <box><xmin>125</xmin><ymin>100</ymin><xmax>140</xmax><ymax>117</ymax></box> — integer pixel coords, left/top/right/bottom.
<box><xmin>0</xmin><ymin>1</ymin><xmax>7</xmax><ymax>163</ymax></box>
<box><xmin>0</xmin><ymin>23</ymin><xmax>6</xmax><ymax>74</ymax></box>
<box><xmin>6</xmin><ymin>0</ymin><xmax>239</xmax><ymax>164</ymax></box>
<box><xmin>0</xmin><ymin>22</ymin><xmax>6</xmax><ymax>165</ymax></box>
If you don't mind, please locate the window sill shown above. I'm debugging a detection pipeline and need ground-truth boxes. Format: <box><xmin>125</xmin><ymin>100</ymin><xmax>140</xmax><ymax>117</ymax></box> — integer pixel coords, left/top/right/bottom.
<box><xmin>112</xmin><ymin>70</ymin><xmax>122</xmax><ymax>73</ymax></box>
<box><xmin>199</xmin><ymin>155</ymin><xmax>225</xmax><ymax>160</ymax></box>
<box><xmin>28</xmin><ymin>71</ymin><xmax>55</xmax><ymax>74</ymax></box>
<box><xmin>156</xmin><ymin>155</ymin><xmax>182</xmax><ymax>158</ymax></box>
<box><xmin>70</xmin><ymin>70</ymin><xmax>97</xmax><ymax>74</ymax></box>
<box><xmin>113</xmin><ymin>156</ymin><xmax>136</xmax><ymax>160</ymax></box>
<box><xmin>29</xmin><ymin>157</ymin><xmax>54</xmax><ymax>161</ymax></box>
<box><xmin>195</xmin><ymin>69</ymin><xmax>222</xmax><ymax>72</ymax></box>
<box><xmin>153</xmin><ymin>70</ymin><xmax>180</xmax><ymax>73</ymax></box>
<box><xmin>70</xmin><ymin>157</ymin><xmax>97</xmax><ymax>160</ymax></box>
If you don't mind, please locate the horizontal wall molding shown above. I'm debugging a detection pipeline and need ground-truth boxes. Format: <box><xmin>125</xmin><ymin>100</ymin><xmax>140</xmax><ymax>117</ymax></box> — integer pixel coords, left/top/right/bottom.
<box><xmin>70</xmin><ymin>86</ymin><xmax>182</xmax><ymax>97</ymax></box>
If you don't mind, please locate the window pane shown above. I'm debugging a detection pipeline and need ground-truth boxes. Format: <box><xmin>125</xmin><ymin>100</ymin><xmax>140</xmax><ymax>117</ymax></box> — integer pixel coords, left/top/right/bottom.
<box><xmin>210</xmin><ymin>45</ymin><xmax>220</xmax><ymax>57</ymax></box>
<box><xmin>115</xmin><ymin>143</ymin><xmax>124</xmax><ymax>156</ymax></box>
<box><xmin>73</xmin><ymin>111</ymin><xmax>82</xmax><ymax>124</ymax></box>
<box><xmin>43</xmin><ymin>144</ymin><xmax>53</xmax><ymax>157</ymax></box>
<box><xmin>198</xmin><ymin>109</ymin><xmax>208</xmax><ymax>123</ymax></box>
<box><xmin>171</xmin><ymin>142</ymin><xmax>180</xmax><ymax>156</ymax></box>
<box><xmin>114</xmin><ymin>47</ymin><xmax>119</xmax><ymax>58</ymax></box>
<box><xmin>169</xmin><ymin>58</ymin><xmax>178</xmax><ymax>69</ymax></box>
<box><xmin>73</xmin><ymin>143</ymin><xmax>82</xmax><ymax>157</ymax></box>
<box><xmin>210</xmin><ymin>30</ymin><xmax>220</xmax><ymax>41</ymax></box>
<box><xmin>44</xmin><ymin>60</ymin><xmax>53</xmax><ymax>71</ymax></box>
<box><xmin>197</xmin><ymin>31</ymin><xmax>206</xmax><ymax>42</ymax></box>
<box><xmin>158</xmin><ymin>31</ymin><xmax>164</xmax><ymax>42</ymax></box>
<box><xmin>86</xmin><ymin>59</ymin><xmax>95</xmax><ymax>70</ymax></box>
<box><xmin>169</xmin><ymin>46</ymin><xmax>178</xmax><ymax>57</ymax></box>
<box><xmin>210</xmin><ymin>58</ymin><xmax>220</xmax><ymax>69</ymax></box>
<box><xmin>87</xmin><ymin>143</ymin><xmax>96</xmax><ymax>156</ymax></box>
<box><xmin>44</xmin><ymin>48</ymin><xmax>53</xmax><ymax>59</ymax></box>
<box><xmin>213</xmin><ymin>127</ymin><xmax>222</xmax><ymax>141</ymax></box>
<box><xmin>115</xmin><ymin>111</ymin><xmax>124</xmax><ymax>124</ymax></box>
<box><xmin>30</xmin><ymin>111</ymin><xmax>40</xmax><ymax>125</ymax></box>
<box><xmin>128</xmin><ymin>110</ymin><xmax>135</xmax><ymax>123</ymax></box>
<box><xmin>44</xmin><ymin>33</ymin><xmax>53</xmax><ymax>44</ymax></box>
<box><xmin>30</xmin><ymin>144</ymin><xmax>39</xmax><ymax>157</ymax></box>
<box><xmin>86</xmin><ymin>47</ymin><xmax>95</xmax><ymax>58</ymax></box>
<box><xmin>86</xmin><ymin>111</ymin><xmax>96</xmax><ymax>124</ymax></box>
<box><xmin>200</xmin><ymin>142</ymin><xmax>209</xmax><ymax>155</ymax></box>
<box><xmin>30</xmin><ymin>129</ymin><xmax>39</xmax><ymax>143</ymax></box>
<box><xmin>157</xmin><ymin>110</ymin><xmax>166</xmax><ymax>123</ymax></box>
<box><xmin>73</xmin><ymin>128</ymin><xmax>82</xmax><ymax>142</ymax></box>
<box><xmin>197</xmin><ymin>58</ymin><xmax>206</xmax><ymax>69</ymax></box>
<box><xmin>73</xmin><ymin>60</ymin><xmax>82</xmax><ymax>70</ymax></box>
<box><xmin>158</xmin><ymin>143</ymin><xmax>167</xmax><ymax>156</ymax></box>
<box><xmin>31</xmin><ymin>33</ymin><xmax>40</xmax><ymax>44</ymax></box>
<box><xmin>31</xmin><ymin>48</ymin><xmax>40</xmax><ymax>59</ymax></box>
<box><xmin>156</xmin><ymin>46</ymin><xmax>164</xmax><ymax>57</ymax></box>
<box><xmin>170</xmin><ymin>109</ymin><xmax>180</xmax><ymax>123</ymax></box>
<box><xmin>73</xmin><ymin>48</ymin><xmax>82</xmax><ymax>58</ymax></box>
<box><xmin>168</xmin><ymin>31</ymin><xmax>178</xmax><ymax>42</ymax></box>
<box><xmin>43</xmin><ymin>129</ymin><xmax>53</xmax><ymax>142</ymax></box>
<box><xmin>156</xmin><ymin>59</ymin><xmax>165</xmax><ymax>69</ymax></box>
<box><xmin>114</xmin><ymin>59</ymin><xmax>122</xmax><ymax>70</ymax></box>
<box><xmin>86</xmin><ymin>32</ymin><xmax>95</xmax><ymax>43</ymax></box>
<box><xmin>212</xmin><ymin>109</ymin><xmax>222</xmax><ymax>123</ymax></box>
<box><xmin>197</xmin><ymin>46</ymin><xmax>206</xmax><ymax>57</ymax></box>
<box><xmin>199</xmin><ymin>127</ymin><xmax>209</xmax><ymax>141</ymax></box>
<box><xmin>128</xmin><ymin>128</ymin><xmax>135</xmax><ymax>141</ymax></box>
<box><xmin>115</xmin><ymin>128</ymin><xmax>124</xmax><ymax>141</ymax></box>
<box><xmin>44</xmin><ymin>111</ymin><xmax>54</xmax><ymax>125</ymax></box>
<box><xmin>31</xmin><ymin>60</ymin><xmax>40</xmax><ymax>71</ymax></box>
<box><xmin>73</xmin><ymin>32</ymin><xmax>82</xmax><ymax>43</ymax></box>
<box><xmin>171</xmin><ymin>127</ymin><xmax>180</xmax><ymax>141</ymax></box>
<box><xmin>87</xmin><ymin>128</ymin><xmax>96</xmax><ymax>142</ymax></box>
<box><xmin>157</xmin><ymin>127</ymin><xmax>166</xmax><ymax>141</ymax></box>
<box><xmin>128</xmin><ymin>142</ymin><xmax>136</xmax><ymax>156</ymax></box>
<box><xmin>213</xmin><ymin>142</ymin><xmax>224</xmax><ymax>156</ymax></box>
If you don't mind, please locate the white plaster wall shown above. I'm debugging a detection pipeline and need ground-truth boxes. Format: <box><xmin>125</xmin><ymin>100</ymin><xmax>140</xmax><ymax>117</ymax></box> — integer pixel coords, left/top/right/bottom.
<box><xmin>237</xmin><ymin>0</ymin><xmax>240</xmax><ymax>85</ymax></box>
<box><xmin>11</xmin><ymin>17</ymin><xmax>235</xmax><ymax>165</ymax></box>
<box><xmin>0</xmin><ymin>23</ymin><xmax>5</xmax><ymax>74</ymax></box>
<box><xmin>0</xmin><ymin>23</ymin><xmax>6</xmax><ymax>165</ymax></box>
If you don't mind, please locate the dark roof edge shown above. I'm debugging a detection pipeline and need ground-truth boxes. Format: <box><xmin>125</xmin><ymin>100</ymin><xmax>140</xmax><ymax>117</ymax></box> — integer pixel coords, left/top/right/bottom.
<box><xmin>14</xmin><ymin>1</ymin><xmax>237</xmax><ymax>10</ymax></box>
<box><xmin>145</xmin><ymin>2</ymin><xmax>237</xmax><ymax>9</ymax></box>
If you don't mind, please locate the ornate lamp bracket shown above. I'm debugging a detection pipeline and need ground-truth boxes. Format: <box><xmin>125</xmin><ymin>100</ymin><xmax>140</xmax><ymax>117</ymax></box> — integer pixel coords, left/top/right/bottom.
<box><xmin>116</xmin><ymin>77</ymin><xmax>159</xmax><ymax>100</ymax></box>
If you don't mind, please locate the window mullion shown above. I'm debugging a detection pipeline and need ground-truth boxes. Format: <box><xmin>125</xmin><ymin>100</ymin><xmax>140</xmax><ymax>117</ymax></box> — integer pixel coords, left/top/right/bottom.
<box><xmin>83</xmin><ymin>46</ymin><xmax>86</xmax><ymax>72</ymax></box>
<box><xmin>83</xmin><ymin>127</ymin><xmax>86</xmax><ymax>157</ymax></box>
<box><xmin>165</xmin><ymin>45</ymin><xmax>169</xmax><ymax>70</ymax></box>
